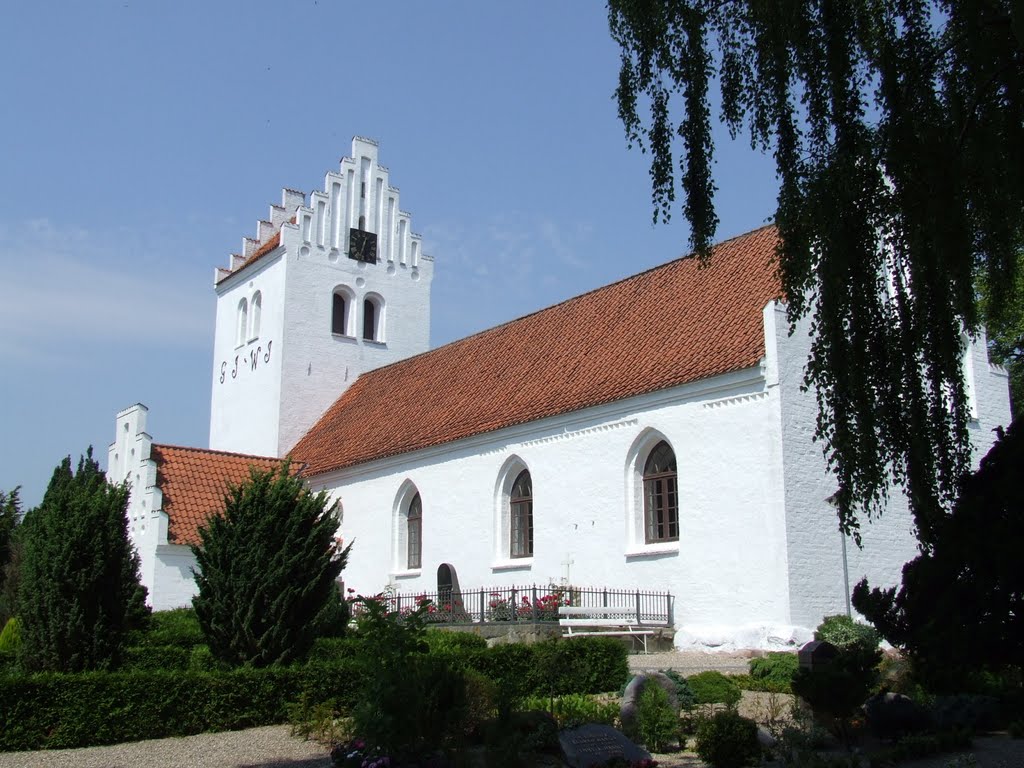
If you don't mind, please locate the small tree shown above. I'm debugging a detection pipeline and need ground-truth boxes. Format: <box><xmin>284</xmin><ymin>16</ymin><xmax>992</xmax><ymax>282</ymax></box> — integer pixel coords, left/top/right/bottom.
<box><xmin>854</xmin><ymin>414</ymin><xmax>1024</xmax><ymax>690</ymax></box>
<box><xmin>0</xmin><ymin>487</ymin><xmax>22</xmax><ymax>625</ymax></box>
<box><xmin>17</xmin><ymin>449</ymin><xmax>149</xmax><ymax>672</ymax></box>
<box><xmin>191</xmin><ymin>461</ymin><xmax>348</xmax><ymax>667</ymax></box>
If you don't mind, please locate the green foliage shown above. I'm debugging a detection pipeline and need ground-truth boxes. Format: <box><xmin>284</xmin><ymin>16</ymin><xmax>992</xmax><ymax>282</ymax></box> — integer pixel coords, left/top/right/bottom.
<box><xmin>0</xmin><ymin>488</ymin><xmax>21</xmax><ymax>625</ymax></box>
<box><xmin>748</xmin><ymin>652</ymin><xmax>799</xmax><ymax>692</ymax></box>
<box><xmin>609</xmin><ymin>0</ymin><xmax>1024</xmax><ymax>548</ymax></box>
<box><xmin>854</xmin><ymin>418</ymin><xmax>1024</xmax><ymax>690</ymax></box>
<box><xmin>530</xmin><ymin>636</ymin><xmax>629</xmax><ymax>697</ymax></box>
<box><xmin>0</xmin><ymin>658</ymin><xmax>367</xmax><ymax>751</ymax></box>
<box><xmin>306</xmin><ymin>635</ymin><xmax>361</xmax><ymax>663</ymax></box>
<box><xmin>424</xmin><ymin>628</ymin><xmax>488</xmax><ymax>653</ymax></box>
<box><xmin>815</xmin><ymin>615</ymin><xmax>880</xmax><ymax>651</ymax></box>
<box><xmin>635</xmin><ymin>683</ymin><xmax>679</xmax><ymax>752</ymax></box>
<box><xmin>0</xmin><ymin>617</ymin><xmax>21</xmax><ymax>671</ymax></box>
<box><xmin>687</xmin><ymin>670</ymin><xmax>742</xmax><ymax>707</ymax></box>
<box><xmin>119</xmin><ymin>645</ymin><xmax>192</xmax><ymax>672</ymax></box>
<box><xmin>791</xmin><ymin>648</ymin><xmax>879</xmax><ymax>747</ymax></box>
<box><xmin>16</xmin><ymin>450</ymin><xmax>149</xmax><ymax>672</ymax></box>
<box><xmin>349</xmin><ymin>597</ymin><xmax>467</xmax><ymax>759</ymax></box>
<box><xmin>694</xmin><ymin>709</ymin><xmax>761</xmax><ymax>768</ymax></box>
<box><xmin>312</xmin><ymin>583</ymin><xmax>350</xmax><ymax>639</ymax></box>
<box><xmin>519</xmin><ymin>693</ymin><xmax>619</xmax><ymax>729</ymax></box>
<box><xmin>191</xmin><ymin>461</ymin><xmax>348</xmax><ymax>667</ymax></box>
<box><xmin>659</xmin><ymin>668</ymin><xmax>697</xmax><ymax>709</ymax></box>
<box><xmin>130</xmin><ymin>607</ymin><xmax>204</xmax><ymax>649</ymax></box>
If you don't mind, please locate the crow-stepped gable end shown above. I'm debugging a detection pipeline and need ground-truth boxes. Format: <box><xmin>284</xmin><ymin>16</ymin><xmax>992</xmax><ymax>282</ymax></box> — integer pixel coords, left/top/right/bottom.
<box><xmin>208</xmin><ymin>137</ymin><xmax>434</xmax><ymax>459</ymax></box>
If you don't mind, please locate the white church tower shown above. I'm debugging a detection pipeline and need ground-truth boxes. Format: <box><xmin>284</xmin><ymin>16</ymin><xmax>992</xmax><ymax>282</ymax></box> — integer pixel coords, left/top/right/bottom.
<box><xmin>209</xmin><ymin>137</ymin><xmax>434</xmax><ymax>457</ymax></box>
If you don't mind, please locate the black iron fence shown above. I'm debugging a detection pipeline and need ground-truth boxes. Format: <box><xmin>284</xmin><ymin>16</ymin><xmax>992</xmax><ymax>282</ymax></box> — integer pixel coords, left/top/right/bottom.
<box><xmin>379</xmin><ymin>584</ymin><xmax>673</xmax><ymax>626</ymax></box>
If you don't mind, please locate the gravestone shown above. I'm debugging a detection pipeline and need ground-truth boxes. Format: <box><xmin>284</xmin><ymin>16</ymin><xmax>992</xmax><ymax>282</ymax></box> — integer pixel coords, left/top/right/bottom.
<box><xmin>558</xmin><ymin>724</ymin><xmax>651</xmax><ymax>768</ymax></box>
<box><xmin>798</xmin><ymin>640</ymin><xmax>838</xmax><ymax>671</ymax></box>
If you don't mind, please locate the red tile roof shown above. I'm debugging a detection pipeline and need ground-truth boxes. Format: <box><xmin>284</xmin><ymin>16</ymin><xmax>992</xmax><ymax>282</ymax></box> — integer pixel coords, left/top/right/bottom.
<box><xmin>150</xmin><ymin>444</ymin><xmax>288</xmax><ymax>546</ymax></box>
<box><xmin>292</xmin><ymin>225</ymin><xmax>781</xmax><ymax>477</ymax></box>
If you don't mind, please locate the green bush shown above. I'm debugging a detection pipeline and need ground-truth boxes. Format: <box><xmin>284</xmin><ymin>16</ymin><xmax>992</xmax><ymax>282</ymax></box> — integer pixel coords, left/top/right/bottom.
<box><xmin>694</xmin><ymin>709</ymin><xmax>761</xmax><ymax>768</ymax></box>
<box><xmin>530</xmin><ymin>637</ymin><xmax>629</xmax><ymax>696</ymax></box>
<box><xmin>748</xmin><ymin>652</ymin><xmax>798</xmax><ymax>691</ymax></box>
<box><xmin>119</xmin><ymin>644</ymin><xmax>191</xmax><ymax>671</ymax></box>
<box><xmin>635</xmin><ymin>683</ymin><xmax>679</xmax><ymax>752</ymax></box>
<box><xmin>425</xmin><ymin>629</ymin><xmax>488</xmax><ymax>653</ymax></box>
<box><xmin>687</xmin><ymin>670</ymin><xmax>742</xmax><ymax>707</ymax></box>
<box><xmin>0</xmin><ymin>617</ymin><xmax>21</xmax><ymax>656</ymax></box>
<box><xmin>815</xmin><ymin>614</ymin><xmax>880</xmax><ymax>650</ymax></box>
<box><xmin>307</xmin><ymin>636</ymin><xmax>361</xmax><ymax>663</ymax></box>
<box><xmin>659</xmin><ymin>668</ymin><xmax>697</xmax><ymax>709</ymax></box>
<box><xmin>131</xmin><ymin>608</ymin><xmax>204</xmax><ymax>649</ymax></box>
<box><xmin>520</xmin><ymin>693</ymin><xmax>619</xmax><ymax>729</ymax></box>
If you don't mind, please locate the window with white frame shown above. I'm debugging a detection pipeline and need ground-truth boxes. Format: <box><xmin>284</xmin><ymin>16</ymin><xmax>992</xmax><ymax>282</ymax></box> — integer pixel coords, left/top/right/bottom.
<box><xmin>510</xmin><ymin>470</ymin><xmax>533</xmax><ymax>558</ymax></box>
<box><xmin>643</xmin><ymin>441</ymin><xmax>678</xmax><ymax>543</ymax></box>
<box><xmin>362</xmin><ymin>293</ymin><xmax>384</xmax><ymax>342</ymax></box>
<box><xmin>332</xmin><ymin>286</ymin><xmax>355</xmax><ymax>336</ymax></box>
<box><xmin>407</xmin><ymin>493</ymin><xmax>422</xmax><ymax>570</ymax></box>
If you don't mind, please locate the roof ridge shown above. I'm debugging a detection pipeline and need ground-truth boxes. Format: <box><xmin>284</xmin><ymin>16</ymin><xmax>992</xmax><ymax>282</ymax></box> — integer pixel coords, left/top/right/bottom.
<box><xmin>153</xmin><ymin>443</ymin><xmax>281</xmax><ymax>462</ymax></box>
<box><xmin>334</xmin><ymin>223</ymin><xmax>779</xmax><ymax>379</ymax></box>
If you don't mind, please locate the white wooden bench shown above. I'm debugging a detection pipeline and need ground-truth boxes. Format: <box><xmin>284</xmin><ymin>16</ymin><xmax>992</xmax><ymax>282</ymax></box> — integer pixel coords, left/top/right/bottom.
<box><xmin>558</xmin><ymin>606</ymin><xmax>657</xmax><ymax>654</ymax></box>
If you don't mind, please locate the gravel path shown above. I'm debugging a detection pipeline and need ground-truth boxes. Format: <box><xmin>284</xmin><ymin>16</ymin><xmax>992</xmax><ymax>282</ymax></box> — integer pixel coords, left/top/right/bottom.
<box><xmin>0</xmin><ymin>725</ymin><xmax>333</xmax><ymax>768</ymax></box>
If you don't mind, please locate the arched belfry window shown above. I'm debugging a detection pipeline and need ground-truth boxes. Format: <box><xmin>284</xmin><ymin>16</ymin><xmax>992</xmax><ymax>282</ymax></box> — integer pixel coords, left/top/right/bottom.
<box><xmin>236</xmin><ymin>298</ymin><xmax>248</xmax><ymax>347</ymax></box>
<box><xmin>332</xmin><ymin>286</ymin><xmax>355</xmax><ymax>336</ymax></box>
<box><xmin>362</xmin><ymin>294</ymin><xmax>384</xmax><ymax>342</ymax></box>
<box><xmin>510</xmin><ymin>470</ymin><xmax>533</xmax><ymax>558</ymax></box>
<box><xmin>407</xmin><ymin>493</ymin><xmax>422</xmax><ymax>570</ymax></box>
<box><xmin>643</xmin><ymin>441</ymin><xmax>678</xmax><ymax>543</ymax></box>
<box><xmin>363</xmin><ymin>299</ymin><xmax>375</xmax><ymax>340</ymax></box>
<box><xmin>249</xmin><ymin>291</ymin><xmax>262</xmax><ymax>340</ymax></box>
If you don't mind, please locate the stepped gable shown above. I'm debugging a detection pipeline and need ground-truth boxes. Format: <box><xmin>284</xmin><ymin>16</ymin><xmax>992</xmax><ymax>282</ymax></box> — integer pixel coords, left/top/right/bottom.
<box><xmin>150</xmin><ymin>445</ymin><xmax>289</xmax><ymax>546</ymax></box>
<box><xmin>292</xmin><ymin>225</ymin><xmax>782</xmax><ymax>477</ymax></box>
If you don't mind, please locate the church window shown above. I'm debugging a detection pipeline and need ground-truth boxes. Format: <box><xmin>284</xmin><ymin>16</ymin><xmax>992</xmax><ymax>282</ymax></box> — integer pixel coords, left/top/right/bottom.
<box><xmin>363</xmin><ymin>294</ymin><xmax>384</xmax><ymax>342</ymax></box>
<box><xmin>249</xmin><ymin>291</ymin><xmax>262</xmax><ymax>340</ymax></box>
<box><xmin>643</xmin><ymin>441</ymin><xmax>678</xmax><ymax>543</ymax></box>
<box><xmin>407</xmin><ymin>493</ymin><xmax>422</xmax><ymax>570</ymax></box>
<box><xmin>332</xmin><ymin>286</ymin><xmax>355</xmax><ymax>336</ymax></box>
<box><xmin>363</xmin><ymin>300</ymin><xmax>375</xmax><ymax>340</ymax></box>
<box><xmin>510</xmin><ymin>470</ymin><xmax>533</xmax><ymax>558</ymax></box>
<box><xmin>236</xmin><ymin>298</ymin><xmax>248</xmax><ymax>347</ymax></box>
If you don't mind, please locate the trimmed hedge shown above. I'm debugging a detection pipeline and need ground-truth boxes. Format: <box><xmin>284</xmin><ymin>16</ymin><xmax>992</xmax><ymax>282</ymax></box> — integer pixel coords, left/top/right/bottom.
<box><xmin>0</xmin><ymin>635</ymin><xmax>626</xmax><ymax>751</ymax></box>
<box><xmin>0</xmin><ymin>659</ymin><xmax>367</xmax><ymax>751</ymax></box>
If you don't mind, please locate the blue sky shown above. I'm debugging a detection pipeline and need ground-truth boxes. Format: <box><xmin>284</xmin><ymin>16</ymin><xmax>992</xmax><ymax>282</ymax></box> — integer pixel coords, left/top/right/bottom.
<box><xmin>0</xmin><ymin>2</ymin><xmax>778</xmax><ymax>508</ymax></box>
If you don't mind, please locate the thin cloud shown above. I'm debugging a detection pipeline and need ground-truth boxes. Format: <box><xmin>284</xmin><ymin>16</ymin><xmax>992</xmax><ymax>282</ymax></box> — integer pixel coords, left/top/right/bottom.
<box><xmin>0</xmin><ymin>219</ymin><xmax>211</xmax><ymax>360</ymax></box>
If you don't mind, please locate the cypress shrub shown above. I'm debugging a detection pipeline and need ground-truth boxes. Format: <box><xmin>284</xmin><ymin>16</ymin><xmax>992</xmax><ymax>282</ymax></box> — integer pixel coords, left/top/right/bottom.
<box><xmin>16</xmin><ymin>450</ymin><xmax>149</xmax><ymax>673</ymax></box>
<box><xmin>191</xmin><ymin>462</ymin><xmax>350</xmax><ymax>667</ymax></box>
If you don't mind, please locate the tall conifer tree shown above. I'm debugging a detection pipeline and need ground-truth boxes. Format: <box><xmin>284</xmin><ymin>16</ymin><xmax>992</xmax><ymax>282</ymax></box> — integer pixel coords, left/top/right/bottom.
<box><xmin>191</xmin><ymin>462</ymin><xmax>348</xmax><ymax>667</ymax></box>
<box><xmin>17</xmin><ymin>449</ymin><xmax>148</xmax><ymax>672</ymax></box>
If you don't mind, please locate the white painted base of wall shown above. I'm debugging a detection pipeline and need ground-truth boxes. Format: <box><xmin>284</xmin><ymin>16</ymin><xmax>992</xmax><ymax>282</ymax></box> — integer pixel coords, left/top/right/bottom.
<box><xmin>675</xmin><ymin>623</ymin><xmax>814</xmax><ymax>652</ymax></box>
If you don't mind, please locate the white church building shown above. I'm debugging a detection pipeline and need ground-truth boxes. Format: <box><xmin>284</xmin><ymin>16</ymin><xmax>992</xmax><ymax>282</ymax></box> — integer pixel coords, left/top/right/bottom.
<box><xmin>109</xmin><ymin>137</ymin><xmax>1012</xmax><ymax>649</ymax></box>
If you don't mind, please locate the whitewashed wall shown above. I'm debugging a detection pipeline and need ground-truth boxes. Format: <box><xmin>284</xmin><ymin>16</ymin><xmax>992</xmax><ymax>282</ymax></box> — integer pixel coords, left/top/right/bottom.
<box><xmin>310</xmin><ymin>363</ymin><xmax>800</xmax><ymax>649</ymax></box>
<box><xmin>770</xmin><ymin>302</ymin><xmax>1013</xmax><ymax>631</ymax></box>
<box><xmin>209</xmin><ymin>253</ymin><xmax>288</xmax><ymax>457</ymax></box>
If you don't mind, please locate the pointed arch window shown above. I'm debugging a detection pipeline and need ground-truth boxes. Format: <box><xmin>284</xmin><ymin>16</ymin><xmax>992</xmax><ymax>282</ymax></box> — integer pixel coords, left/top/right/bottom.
<box><xmin>643</xmin><ymin>441</ymin><xmax>678</xmax><ymax>543</ymax></box>
<box><xmin>407</xmin><ymin>493</ymin><xmax>422</xmax><ymax>570</ymax></box>
<box><xmin>510</xmin><ymin>470</ymin><xmax>533</xmax><ymax>558</ymax></box>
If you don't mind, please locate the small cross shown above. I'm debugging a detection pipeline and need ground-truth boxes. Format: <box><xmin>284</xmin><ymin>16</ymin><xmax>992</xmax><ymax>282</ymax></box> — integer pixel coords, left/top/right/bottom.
<box><xmin>561</xmin><ymin>553</ymin><xmax>574</xmax><ymax>585</ymax></box>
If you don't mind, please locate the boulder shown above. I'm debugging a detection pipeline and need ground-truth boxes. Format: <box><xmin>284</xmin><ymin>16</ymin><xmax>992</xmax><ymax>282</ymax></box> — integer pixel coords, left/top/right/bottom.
<box><xmin>863</xmin><ymin>691</ymin><xmax>929</xmax><ymax>739</ymax></box>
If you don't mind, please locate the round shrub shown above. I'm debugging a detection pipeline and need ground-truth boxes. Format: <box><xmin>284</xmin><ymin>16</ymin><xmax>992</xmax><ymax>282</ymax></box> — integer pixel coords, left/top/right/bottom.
<box><xmin>687</xmin><ymin>670</ymin><xmax>741</xmax><ymax>707</ymax></box>
<box><xmin>0</xmin><ymin>617</ymin><xmax>21</xmax><ymax>656</ymax></box>
<box><xmin>748</xmin><ymin>651</ymin><xmax>798</xmax><ymax>691</ymax></box>
<box><xmin>815</xmin><ymin>614</ymin><xmax>880</xmax><ymax>653</ymax></box>
<box><xmin>694</xmin><ymin>710</ymin><xmax>760</xmax><ymax>768</ymax></box>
